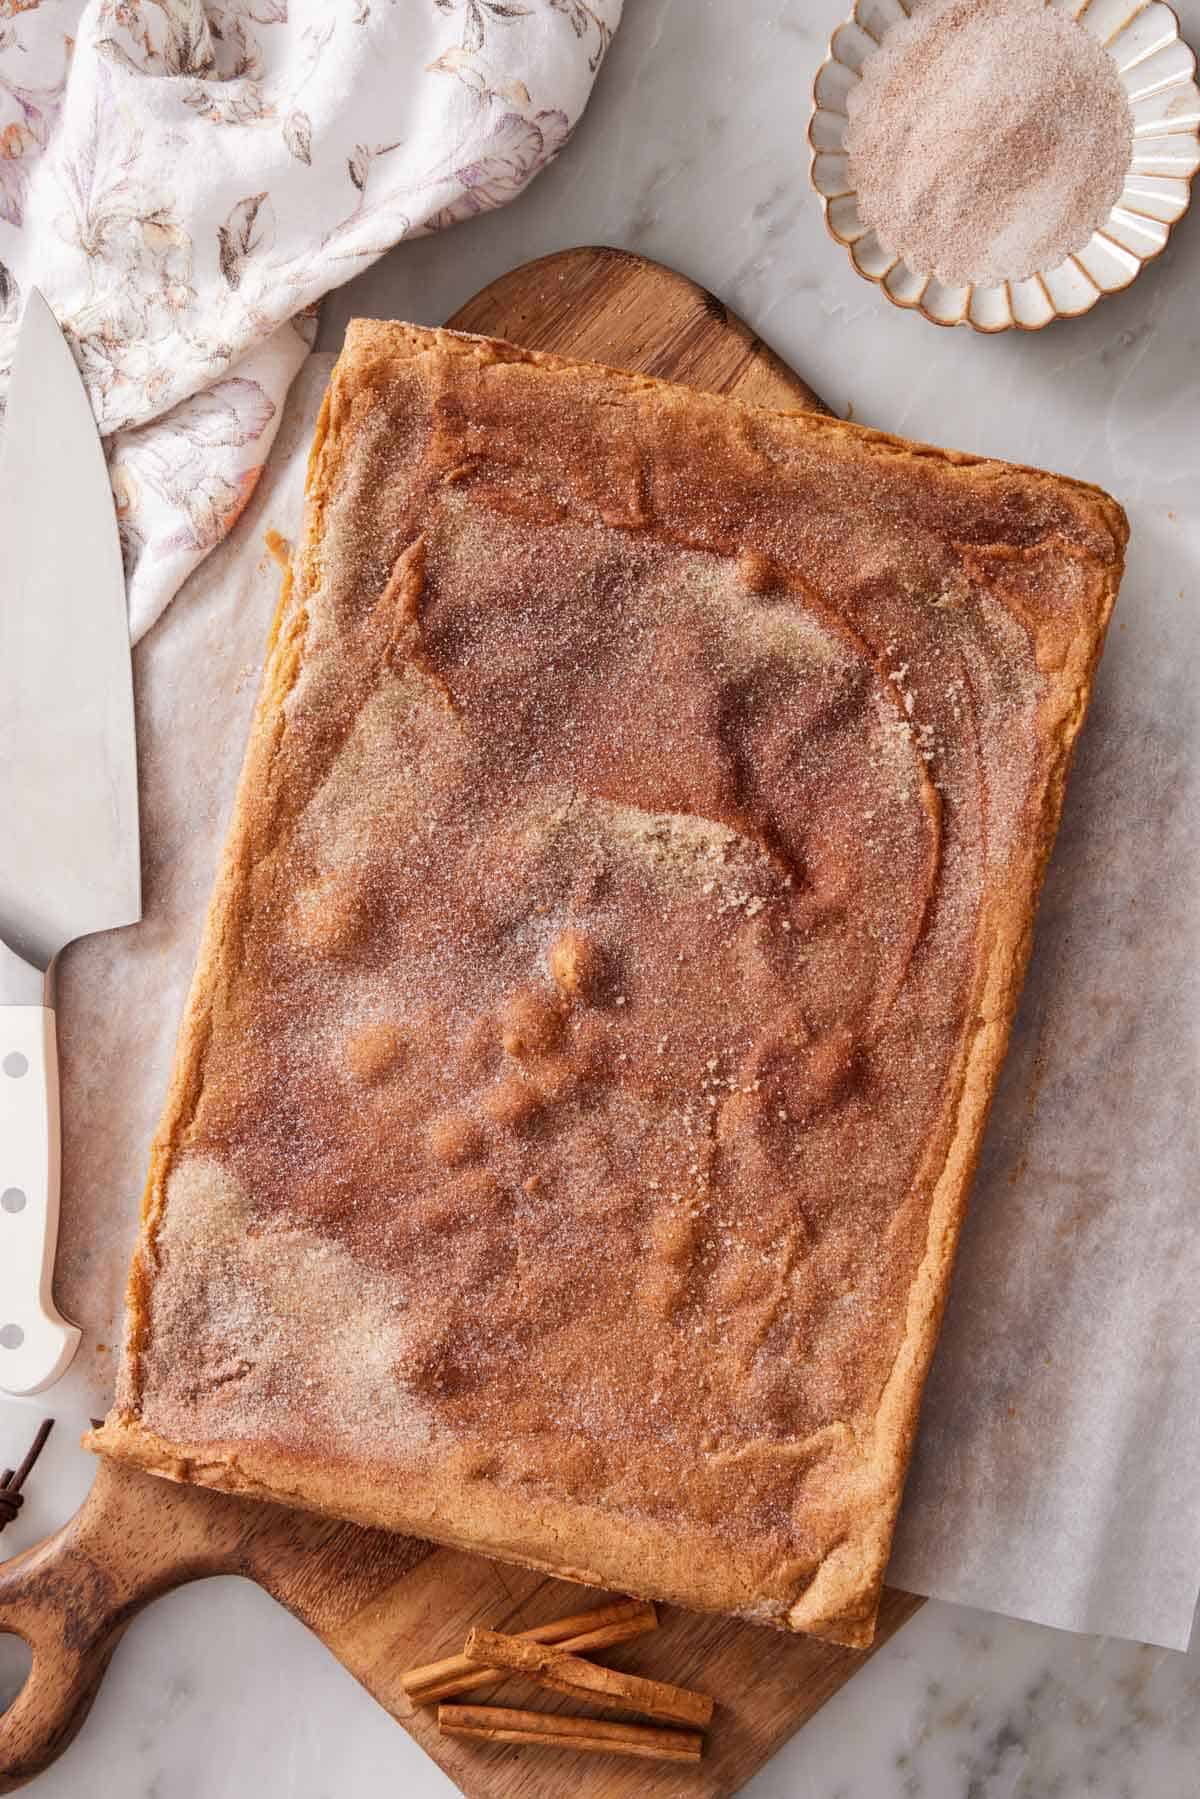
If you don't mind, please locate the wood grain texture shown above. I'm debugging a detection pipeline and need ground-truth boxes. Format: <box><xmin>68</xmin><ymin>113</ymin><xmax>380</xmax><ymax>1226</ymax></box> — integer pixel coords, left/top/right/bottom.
<box><xmin>447</xmin><ymin>245</ymin><xmax>830</xmax><ymax>416</ymax></box>
<box><xmin>0</xmin><ymin>247</ymin><xmax>921</xmax><ymax>1799</ymax></box>
<box><xmin>374</xmin><ymin>1553</ymin><xmax>922</xmax><ymax>1799</ymax></box>
<box><xmin>0</xmin><ymin>1456</ymin><xmax>430</xmax><ymax>1795</ymax></box>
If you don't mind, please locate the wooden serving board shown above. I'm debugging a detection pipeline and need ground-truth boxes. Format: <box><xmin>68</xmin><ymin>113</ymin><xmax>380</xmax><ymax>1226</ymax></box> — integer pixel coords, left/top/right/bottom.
<box><xmin>0</xmin><ymin>247</ymin><xmax>922</xmax><ymax>1799</ymax></box>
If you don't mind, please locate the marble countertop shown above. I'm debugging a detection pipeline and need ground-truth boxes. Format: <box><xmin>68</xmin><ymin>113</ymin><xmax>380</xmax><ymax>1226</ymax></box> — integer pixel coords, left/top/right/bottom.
<box><xmin>4</xmin><ymin>0</ymin><xmax>1200</xmax><ymax>1793</ymax></box>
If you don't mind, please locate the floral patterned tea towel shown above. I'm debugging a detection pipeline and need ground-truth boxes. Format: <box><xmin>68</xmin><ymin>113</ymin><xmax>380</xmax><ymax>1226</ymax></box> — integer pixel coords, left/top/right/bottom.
<box><xmin>0</xmin><ymin>0</ymin><xmax>622</xmax><ymax>640</ymax></box>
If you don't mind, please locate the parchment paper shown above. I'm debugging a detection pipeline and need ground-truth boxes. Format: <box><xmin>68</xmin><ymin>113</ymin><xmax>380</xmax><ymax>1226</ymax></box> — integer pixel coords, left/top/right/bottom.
<box><xmin>889</xmin><ymin>503</ymin><xmax>1200</xmax><ymax>1650</ymax></box>
<box><xmin>49</xmin><ymin>356</ymin><xmax>1200</xmax><ymax>1650</ymax></box>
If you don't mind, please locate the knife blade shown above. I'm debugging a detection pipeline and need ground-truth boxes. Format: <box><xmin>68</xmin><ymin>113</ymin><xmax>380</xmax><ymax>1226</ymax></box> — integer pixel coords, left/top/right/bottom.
<box><xmin>0</xmin><ymin>290</ymin><xmax>140</xmax><ymax>1395</ymax></box>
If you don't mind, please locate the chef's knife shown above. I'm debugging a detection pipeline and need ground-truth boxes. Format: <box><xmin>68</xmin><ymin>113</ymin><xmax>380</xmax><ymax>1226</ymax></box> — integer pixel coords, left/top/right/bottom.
<box><xmin>0</xmin><ymin>291</ymin><xmax>140</xmax><ymax>1396</ymax></box>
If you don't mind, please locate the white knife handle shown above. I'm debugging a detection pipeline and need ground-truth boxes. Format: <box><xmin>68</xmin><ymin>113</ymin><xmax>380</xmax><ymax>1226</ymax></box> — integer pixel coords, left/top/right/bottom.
<box><xmin>0</xmin><ymin>1005</ymin><xmax>81</xmax><ymax>1394</ymax></box>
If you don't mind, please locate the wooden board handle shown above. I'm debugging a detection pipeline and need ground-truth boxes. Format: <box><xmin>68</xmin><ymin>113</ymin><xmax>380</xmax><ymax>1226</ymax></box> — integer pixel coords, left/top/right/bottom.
<box><xmin>0</xmin><ymin>1457</ymin><xmax>430</xmax><ymax>1793</ymax></box>
<box><xmin>0</xmin><ymin>1460</ymin><xmax>203</xmax><ymax>1791</ymax></box>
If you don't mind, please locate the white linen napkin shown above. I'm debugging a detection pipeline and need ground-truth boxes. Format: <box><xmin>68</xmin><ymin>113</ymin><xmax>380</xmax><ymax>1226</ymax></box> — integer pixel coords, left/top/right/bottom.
<box><xmin>0</xmin><ymin>0</ymin><xmax>622</xmax><ymax>640</ymax></box>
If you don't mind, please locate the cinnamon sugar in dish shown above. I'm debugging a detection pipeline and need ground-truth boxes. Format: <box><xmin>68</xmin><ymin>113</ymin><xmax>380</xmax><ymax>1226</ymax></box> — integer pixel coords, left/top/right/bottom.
<box><xmin>845</xmin><ymin>0</ymin><xmax>1134</xmax><ymax>288</ymax></box>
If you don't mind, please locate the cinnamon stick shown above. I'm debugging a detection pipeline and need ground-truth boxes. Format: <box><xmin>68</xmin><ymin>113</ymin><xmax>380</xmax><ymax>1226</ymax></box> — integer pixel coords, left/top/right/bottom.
<box><xmin>402</xmin><ymin>1598</ymin><xmax>658</xmax><ymax>1705</ymax></box>
<box><xmin>437</xmin><ymin>1704</ymin><xmax>703</xmax><ymax>1764</ymax></box>
<box><xmin>0</xmin><ymin>1419</ymin><xmax>54</xmax><ymax>1535</ymax></box>
<box><xmin>463</xmin><ymin>1626</ymin><xmax>714</xmax><ymax>1728</ymax></box>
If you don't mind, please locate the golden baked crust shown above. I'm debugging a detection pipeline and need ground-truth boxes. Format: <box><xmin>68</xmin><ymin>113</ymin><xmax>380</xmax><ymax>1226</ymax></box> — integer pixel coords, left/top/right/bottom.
<box><xmin>90</xmin><ymin>323</ymin><xmax>1127</xmax><ymax>1646</ymax></box>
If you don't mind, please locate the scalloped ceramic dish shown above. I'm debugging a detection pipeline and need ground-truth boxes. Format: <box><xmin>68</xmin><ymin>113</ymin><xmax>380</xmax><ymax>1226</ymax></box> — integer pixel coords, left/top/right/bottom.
<box><xmin>809</xmin><ymin>0</ymin><xmax>1200</xmax><ymax>330</ymax></box>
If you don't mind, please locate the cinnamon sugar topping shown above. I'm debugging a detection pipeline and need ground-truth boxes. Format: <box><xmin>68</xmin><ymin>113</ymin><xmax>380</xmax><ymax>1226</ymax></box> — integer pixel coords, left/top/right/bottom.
<box><xmin>97</xmin><ymin>324</ymin><xmax>1126</xmax><ymax>1645</ymax></box>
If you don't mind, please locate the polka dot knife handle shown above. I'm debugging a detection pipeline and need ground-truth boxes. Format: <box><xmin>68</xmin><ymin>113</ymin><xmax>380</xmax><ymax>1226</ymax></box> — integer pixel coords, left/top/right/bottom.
<box><xmin>0</xmin><ymin>969</ymin><xmax>81</xmax><ymax>1395</ymax></box>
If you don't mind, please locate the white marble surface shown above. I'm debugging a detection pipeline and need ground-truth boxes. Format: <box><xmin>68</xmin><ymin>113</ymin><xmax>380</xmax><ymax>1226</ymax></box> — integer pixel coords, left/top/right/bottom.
<box><xmin>4</xmin><ymin>0</ymin><xmax>1200</xmax><ymax>1792</ymax></box>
